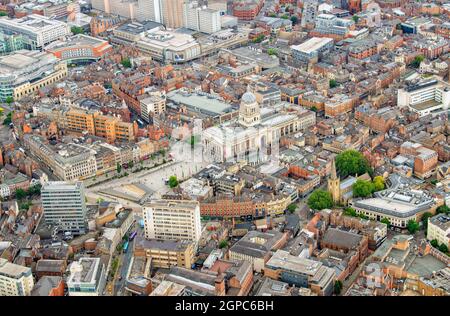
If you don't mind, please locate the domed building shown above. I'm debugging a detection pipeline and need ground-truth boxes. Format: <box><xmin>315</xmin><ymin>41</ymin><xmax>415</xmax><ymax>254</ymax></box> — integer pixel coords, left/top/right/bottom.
<box><xmin>202</xmin><ymin>91</ymin><xmax>317</xmax><ymax>164</ymax></box>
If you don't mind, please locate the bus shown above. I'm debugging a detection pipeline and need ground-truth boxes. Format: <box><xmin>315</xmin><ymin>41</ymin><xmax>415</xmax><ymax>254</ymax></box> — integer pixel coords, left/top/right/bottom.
<box><xmin>123</xmin><ymin>241</ymin><xmax>129</xmax><ymax>253</ymax></box>
<box><xmin>129</xmin><ymin>231</ymin><xmax>137</xmax><ymax>241</ymax></box>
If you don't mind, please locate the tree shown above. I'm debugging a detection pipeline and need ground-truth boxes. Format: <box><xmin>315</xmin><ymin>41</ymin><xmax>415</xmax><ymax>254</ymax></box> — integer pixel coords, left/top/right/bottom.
<box><xmin>2</xmin><ymin>111</ymin><xmax>11</xmax><ymax>125</ymax></box>
<box><xmin>407</xmin><ymin>220</ymin><xmax>419</xmax><ymax>234</ymax></box>
<box><xmin>310</xmin><ymin>106</ymin><xmax>318</xmax><ymax>112</ymax></box>
<box><xmin>438</xmin><ymin>243</ymin><xmax>448</xmax><ymax>254</ymax></box>
<box><xmin>253</xmin><ymin>34</ymin><xmax>265</xmax><ymax>43</ymax></box>
<box><xmin>267</xmin><ymin>48</ymin><xmax>278</xmax><ymax>56</ymax></box>
<box><xmin>15</xmin><ymin>188</ymin><xmax>26</xmax><ymax>200</ymax></box>
<box><xmin>71</xmin><ymin>26</ymin><xmax>85</xmax><ymax>35</ymax></box>
<box><xmin>287</xmin><ymin>203</ymin><xmax>297</xmax><ymax>214</ymax></box>
<box><xmin>0</xmin><ymin>12</ymin><xmax>7</xmax><ymax>17</ymax></box>
<box><xmin>436</xmin><ymin>204</ymin><xmax>450</xmax><ymax>215</ymax></box>
<box><xmin>168</xmin><ymin>176</ymin><xmax>179</xmax><ymax>188</ymax></box>
<box><xmin>353</xmin><ymin>179</ymin><xmax>375</xmax><ymax>198</ymax></box>
<box><xmin>334</xmin><ymin>280</ymin><xmax>343</xmax><ymax>295</ymax></box>
<box><xmin>421</xmin><ymin>212</ymin><xmax>433</xmax><ymax>231</ymax></box>
<box><xmin>128</xmin><ymin>161</ymin><xmax>134</xmax><ymax>169</ymax></box>
<box><xmin>219</xmin><ymin>240</ymin><xmax>229</xmax><ymax>249</ymax></box>
<box><xmin>121</xmin><ymin>57</ymin><xmax>132</xmax><ymax>68</ymax></box>
<box><xmin>269</xmin><ymin>13</ymin><xmax>277</xmax><ymax>17</ymax></box>
<box><xmin>329</xmin><ymin>79</ymin><xmax>337</xmax><ymax>88</ymax></box>
<box><xmin>281</xmin><ymin>14</ymin><xmax>289</xmax><ymax>19</ymax></box>
<box><xmin>336</xmin><ymin>149</ymin><xmax>373</xmax><ymax>178</ymax></box>
<box><xmin>373</xmin><ymin>176</ymin><xmax>385</xmax><ymax>192</ymax></box>
<box><xmin>344</xmin><ymin>207</ymin><xmax>357</xmax><ymax>217</ymax></box>
<box><xmin>290</xmin><ymin>16</ymin><xmax>298</xmax><ymax>25</ymax></box>
<box><xmin>411</xmin><ymin>55</ymin><xmax>424</xmax><ymax>68</ymax></box>
<box><xmin>381</xmin><ymin>218</ymin><xmax>390</xmax><ymax>226</ymax></box>
<box><xmin>116</xmin><ymin>162</ymin><xmax>122</xmax><ymax>174</ymax></box>
<box><xmin>352</xmin><ymin>15</ymin><xmax>359</xmax><ymax>23</ymax></box>
<box><xmin>430</xmin><ymin>239</ymin><xmax>438</xmax><ymax>248</ymax></box>
<box><xmin>5</xmin><ymin>96</ymin><xmax>13</xmax><ymax>104</ymax></box>
<box><xmin>307</xmin><ymin>190</ymin><xmax>333</xmax><ymax>210</ymax></box>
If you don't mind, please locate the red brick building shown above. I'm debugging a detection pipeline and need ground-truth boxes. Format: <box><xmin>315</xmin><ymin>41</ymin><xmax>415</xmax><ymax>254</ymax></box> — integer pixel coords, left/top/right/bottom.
<box><xmin>233</xmin><ymin>0</ymin><xmax>264</xmax><ymax>20</ymax></box>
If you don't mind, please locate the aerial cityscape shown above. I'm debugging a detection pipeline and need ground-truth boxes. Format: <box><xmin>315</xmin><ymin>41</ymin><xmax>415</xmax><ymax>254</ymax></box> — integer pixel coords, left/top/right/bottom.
<box><xmin>0</xmin><ymin>0</ymin><xmax>449</xmax><ymax>299</ymax></box>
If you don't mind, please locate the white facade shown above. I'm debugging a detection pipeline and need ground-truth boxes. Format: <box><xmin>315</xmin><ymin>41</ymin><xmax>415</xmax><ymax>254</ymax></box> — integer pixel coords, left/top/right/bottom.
<box><xmin>0</xmin><ymin>14</ymin><xmax>70</xmax><ymax>49</ymax></box>
<box><xmin>143</xmin><ymin>200</ymin><xmax>202</xmax><ymax>245</ymax></box>
<box><xmin>183</xmin><ymin>2</ymin><xmax>221</xmax><ymax>34</ymax></box>
<box><xmin>0</xmin><ymin>258</ymin><xmax>34</xmax><ymax>296</ymax></box>
<box><xmin>67</xmin><ymin>257</ymin><xmax>106</xmax><ymax>296</ymax></box>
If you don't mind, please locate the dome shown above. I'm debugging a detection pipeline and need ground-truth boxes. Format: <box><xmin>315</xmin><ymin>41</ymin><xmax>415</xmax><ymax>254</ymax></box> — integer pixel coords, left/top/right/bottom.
<box><xmin>241</xmin><ymin>91</ymin><xmax>257</xmax><ymax>104</ymax></box>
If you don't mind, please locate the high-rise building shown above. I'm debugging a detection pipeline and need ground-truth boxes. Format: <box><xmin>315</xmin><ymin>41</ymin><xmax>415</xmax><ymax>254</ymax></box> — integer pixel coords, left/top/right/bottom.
<box><xmin>161</xmin><ymin>0</ymin><xmax>184</xmax><ymax>29</ymax></box>
<box><xmin>41</xmin><ymin>181</ymin><xmax>87</xmax><ymax>234</ymax></box>
<box><xmin>183</xmin><ymin>1</ymin><xmax>221</xmax><ymax>34</ymax></box>
<box><xmin>143</xmin><ymin>200</ymin><xmax>202</xmax><ymax>245</ymax></box>
<box><xmin>0</xmin><ymin>258</ymin><xmax>34</xmax><ymax>296</ymax></box>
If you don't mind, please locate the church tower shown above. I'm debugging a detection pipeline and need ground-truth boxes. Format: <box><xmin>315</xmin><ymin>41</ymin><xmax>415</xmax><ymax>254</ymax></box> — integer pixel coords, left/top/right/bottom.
<box><xmin>328</xmin><ymin>158</ymin><xmax>340</xmax><ymax>204</ymax></box>
<box><xmin>239</xmin><ymin>90</ymin><xmax>261</xmax><ymax>128</ymax></box>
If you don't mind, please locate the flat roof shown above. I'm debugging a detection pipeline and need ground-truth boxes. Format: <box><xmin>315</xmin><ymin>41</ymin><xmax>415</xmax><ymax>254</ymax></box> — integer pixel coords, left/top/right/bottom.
<box><xmin>266</xmin><ymin>250</ymin><xmax>323</xmax><ymax>276</ymax></box>
<box><xmin>167</xmin><ymin>89</ymin><xmax>233</xmax><ymax>116</ymax></box>
<box><xmin>291</xmin><ymin>37</ymin><xmax>334</xmax><ymax>54</ymax></box>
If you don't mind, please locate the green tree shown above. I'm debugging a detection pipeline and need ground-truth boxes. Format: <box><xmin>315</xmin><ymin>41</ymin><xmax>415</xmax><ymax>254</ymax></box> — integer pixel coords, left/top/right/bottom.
<box><xmin>287</xmin><ymin>203</ymin><xmax>297</xmax><ymax>214</ymax></box>
<box><xmin>353</xmin><ymin>179</ymin><xmax>375</xmax><ymax>198</ymax></box>
<box><xmin>352</xmin><ymin>15</ymin><xmax>359</xmax><ymax>23</ymax></box>
<box><xmin>3</xmin><ymin>112</ymin><xmax>11</xmax><ymax>125</ymax></box>
<box><xmin>307</xmin><ymin>190</ymin><xmax>333</xmax><ymax>210</ymax></box>
<box><xmin>430</xmin><ymin>239</ymin><xmax>438</xmax><ymax>248</ymax></box>
<box><xmin>253</xmin><ymin>34</ymin><xmax>265</xmax><ymax>43</ymax></box>
<box><xmin>168</xmin><ymin>176</ymin><xmax>179</xmax><ymax>188</ymax></box>
<box><xmin>411</xmin><ymin>55</ymin><xmax>424</xmax><ymax>68</ymax></box>
<box><xmin>381</xmin><ymin>218</ymin><xmax>390</xmax><ymax>226</ymax></box>
<box><xmin>15</xmin><ymin>188</ymin><xmax>26</xmax><ymax>200</ymax></box>
<box><xmin>5</xmin><ymin>96</ymin><xmax>13</xmax><ymax>104</ymax></box>
<box><xmin>407</xmin><ymin>220</ymin><xmax>419</xmax><ymax>234</ymax></box>
<box><xmin>281</xmin><ymin>14</ymin><xmax>289</xmax><ymax>19</ymax></box>
<box><xmin>344</xmin><ymin>207</ymin><xmax>357</xmax><ymax>217</ymax></box>
<box><xmin>336</xmin><ymin>149</ymin><xmax>373</xmax><ymax>178</ymax></box>
<box><xmin>329</xmin><ymin>79</ymin><xmax>337</xmax><ymax>88</ymax></box>
<box><xmin>334</xmin><ymin>280</ymin><xmax>343</xmax><ymax>295</ymax></box>
<box><xmin>219</xmin><ymin>240</ymin><xmax>229</xmax><ymax>249</ymax></box>
<box><xmin>267</xmin><ymin>48</ymin><xmax>278</xmax><ymax>56</ymax></box>
<box><xmin>128</xmin><ymin>161</ymin><xmax>134</xmax><ymax>169</ymax></box>
<box><xmin>373</xmin><ymin>176</ymin><xmax>385</xmax><ymax>191</ymax></box>
<box><xmin>436</xmin><ymin>204</ymin><xmax>450</xmax><ymax>214</ymax></box>
<box><xmin>421</xmin><ymin>212</ymin><xmax>433</xmax><ymax>231</ymax></box>
<box><xmin>71</xmin><ymin>26</ymin><xmax>85</xmax><ymax>35</ymax></box>
<box><xmin>290</xmin><ymin>16</ymin><xmax>298</xmax><ymax>25</ymax></box>
<box><xmin>121</xmin><ymin>57</ymin><xmax>132</xmax><ymax>68</ymax></box>
<box><xmin>116</xmin><ymin>162</ymin><xmax>122</xmax><ymax>174</ymax></box>
<box><xmin>438</xmin><ymin>243</ymin><xmax>448</xmax><ymax>254</ymax></box>
<box><xmin>269</xmin><ymin>13</ymin><xmax>277</xmax><ymax>17</ymax></box>
<box><xmin>0</xmin><ymin>12</ymin><xmax>7</xmax><ymax>17</ymax></box>
<box><xmin>310</xmin><ymin>105</ymin><xmax>318</xmax><ymax>112</ymax></box>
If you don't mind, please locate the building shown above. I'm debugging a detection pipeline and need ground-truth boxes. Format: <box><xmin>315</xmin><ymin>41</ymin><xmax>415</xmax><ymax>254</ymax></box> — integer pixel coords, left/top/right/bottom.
<box><xmin>264</xmin><ymin>250</ymin><xmax>335</xmax><ymax>296</ymax></box>
<box><xmin>183</xmin><ymin>2</ymin><xmax>221</xmax><ymax>34</ymax></box>
<box><xmin>232</xmin><ymin>0</ymin><xmax>264</xmax><ymax>21</ymax></box>
<box><xmin>0</xmin><ymin>14</ymin><xmax>70</xmax><ymax>50</ymax></box>
<box><xmin>143</xmin><ymin>200</ymin><xmax>202</xmax><ymax>245</ymax></box>
<box><xmin>0</xmin><ymin>50</ymin><xmax>67</xmax><ymax>101</ymax></box>
<box><xmin>0</xmin><ymin>32</ymin><xmax>24</xmax><ymax>54</ymax></box>
<box><xmin>139</xmin><ymin>92</ymin><xmax>166</xmax><ymax>123</ymax></box>
<box><xmin>427</xmin><ymin>214</ymin><xmax>450</xmax><ymax>248</ymax></box>
<box><xmin>291</xmin><ymin>37</ymin><xmax>334</xmax><ymax>63</ymax></box>
<box><xmin>23</xmin><ymin>135</ymin><xmax>98</xmax><ymax>181</ymax></box>
<box><xmin>311</xmin><ymin>14</ymin><xmax>354</xmax><ymax>40</ymax></box>
<box><xmin>202</xmin><ymin>92</ymin><xmax>315</xmax><ymax>163</ymax></box>
<box><xmin>229</xmin><ymin>230</ymin><xmax>286</xmax><ymax>272</ymax></box>
<box><xmin>399</xmin><ymin>142</ymin><xmax>438</xmax><ymax>179</ymax></box>
<box><xmin>124</xmin><ymin>255</ymin><xmax>152</xmax><ymax>296</ymax></box>
<box><xmin>0</xmin><ymin>258</ymin><xmax>34</xmax><ymax>296</ymax></box>
<box><xmin>41</xmin><ymin>181</ymin><xmax>87</xmax><ymax>234</ymax></box>
<box><xmin>31</xmin><ymin>276</ymin><xmax>64</xmax><ymax>296</ymax></box>
<box><xmin>111</xmin><ymin>21</ymin><xmax>163</xmax><ymax>46</ymax></box>
<box><xmin>134</xmin><ymin>237</ymin><xmax>195</xmax><ymax>269</ymax></box>
<box><xmin>350</xmin><ymin>188</ymin><xmax>438</xmax><ymax>228</ymax></box>
<box><xmin>397</xmin><ymin>79</ymin><xmax>450</xmax><ymax>118</ymax></box>
<box><xmin>135</xmin><ymin>29</ymin><xmax>201</xmax><ymax>63</ymax></box>
<box><xmin>67</xmin><ymin>257</ymin><xmax>106</xmax><ymax>296</ymax></box>
<box><xmin>44</xmin><ymin>34</ymin><xmax>112</xmax><ymax>63</ymax></box>
<box><xmin>64</xmin><ymin>108</ymin><xmax>135</xmax><ymax>143</ymax></box>
<box><xmin>161</xmin><ymin>0</ymin><xmax>184</xmax><ymax>28</ymax></box>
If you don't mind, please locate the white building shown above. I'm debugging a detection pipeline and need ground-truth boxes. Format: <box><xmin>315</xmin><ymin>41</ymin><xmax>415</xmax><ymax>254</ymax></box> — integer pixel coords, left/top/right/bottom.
<box><xmin>67</xmin><ymin>257</ymin><xmax>106</xmax><ymax>296</ymax></box>
<box><xmin>0</xmin><ymin>258</ymin><xmax>34</xmax><ymax>296</ymax></box>
<box><xmin>139</xmin><ymin>91</ymin><xmax>166</xmax><ymax>123</ymax></box>
<box><xmin>427</xmin><ymin>214</ymin><xmax>450</xmax><ymax>248</ymax></box>
<box><xmin>143</xmin><ymin>200</ymin><xmax>202</xmax><ymax>246</ymax></box>
<box><xmin>41</xmin><ymin>181</ymin><xmax>87</xmax><ymax>234</ymax></box>
<box><xmin>397</xmin><ymin>79</ymin><xmax>450</xmax><ymax>117</ymax></box>
<box><xmin>183</xmin><ymin>2</ymin><xmax>221</xmax><ymax>34</ymax></box>
<box><xmin>202</xmin><ymin>91</ymin><xmax>316</xmax><ymax>163</ymax></box>
<box><xmin>0</xmin><ymin>14</ymin><xmax>70</xmax><ymax>49</ymax></box>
